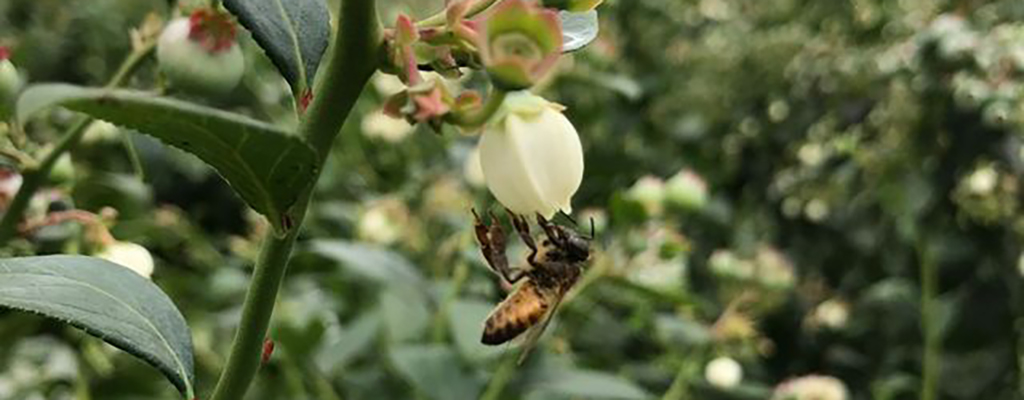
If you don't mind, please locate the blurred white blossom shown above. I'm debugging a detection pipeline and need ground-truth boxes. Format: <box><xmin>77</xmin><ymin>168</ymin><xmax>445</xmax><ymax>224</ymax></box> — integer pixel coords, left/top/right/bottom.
<box><xmin>804</xmin><ymin>198</ymin><xmax>829</xmax><ymax>222</ymax></box>
<box><xmin>755</xmin><ymin>246</ymin><xmax>796</xmax><ymax>290</ymax></box>
<box><xmin>709</xmin><ymin>249</ymin><xmax>755</xmax><ymax>280</ymax></box>
<box><xmin>362</xmin><ymin>109</ymin><xmax>413</xmax><ymax>142</ymax></box>
<box><xmin>772</xmin><ymin>375</ymin><xmax>849</xmax><ymax>400</ymax></box>
<box><xmin>705</xmin><ymin>356</ymin><xmax>743</xmax><ymax>389</ymax></box>
<box><xmin>97</xmin><ymin>241</ymin><xmax>155</xmax><ymax>279</ymax></box>
<box><xmin>357</xmin><ymin>198</ymin><xmax>410</xmax><ymax>245</ymax></box>
<box><xmin>966</xmin><ymin>165</ymin><xmax>998</xmax><ymax>195</ymax></box>
<box><xmin>811</xmin><ymin>299</ymin><xmax>850</xmax><ymax>330</ymax></box>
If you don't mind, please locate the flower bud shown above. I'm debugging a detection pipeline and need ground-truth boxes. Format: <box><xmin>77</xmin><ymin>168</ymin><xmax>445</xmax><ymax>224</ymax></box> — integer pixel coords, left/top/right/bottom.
<box><xmin>361</xmin><ymin>109</ymin><xmax>413</xmax><ymax>142</ymax></box>
<box><xmin>479</xmin><ymin>0</ymin><xmax>562</xmax><ymax>90</ymax></box>
<box><xmin>357</xmin><ymin>198</ymin><xmax>410</xmax><ymax>245</ymax></box>
<box><xmin>708</xmin><ymin>249</ymin><xmax>754</xmax><ymax>280</ymax></box>
<box><xmin>965</xmin><ymin>165</ymin><xmax>998</xmax><ymax>195</ymax></box>
<box><xmin>48</xmin><ymin>154</ymin><xmax>75</xmax><ymax>185</ymax></box>
<box><xmin>704</xmin><ymin>356</ymin><xmax>743</xmax><ymax>389</ymax></box>
<box><xmin>542</xmin><ymin>0</ymin><xmax>604</xmax><ymax>12</ymax></box>
<box><xmin>625</xmin><ymin>176</ymin><xmax>665</xmax><ymax>217</ymax></box>
<box><xmin>665</xmin><ymin>169</ymin><xmax>708</xmax><ymax>211</ymax></box>
<box><xmin>96</xmin><ymin>241</ymin><xmax>155</xmax><ymax>279</ymax></box>
<box><xmin>811</xmin><ymin>299</ymin><xmax>850</xmax><ymax>330</ymax></box>
<box><xmin>0</xmin><ymin>47</ymin><xmax>22</xmax><ymax>120</ymax></box>
<box><xmin>157</xmin><ymin>10</ymin><xmax>244</xmax><ymax>96</ymax></box>
<box><xmin>82</xmin><ymin>120</ymin><xmax>121</xmax><ymax>145</ymax></box>
<box><xmin>478</xmin><ymin>92</ymin><xmax>583</xmax><ymax>218</ymax></box>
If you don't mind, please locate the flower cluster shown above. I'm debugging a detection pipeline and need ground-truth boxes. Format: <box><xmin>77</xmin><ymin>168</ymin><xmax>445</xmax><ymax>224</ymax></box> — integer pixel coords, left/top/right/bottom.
<box><xmin>380</xmin><ymin>0</ymin><xmax>601</xmax><ymax>218</ymax></box>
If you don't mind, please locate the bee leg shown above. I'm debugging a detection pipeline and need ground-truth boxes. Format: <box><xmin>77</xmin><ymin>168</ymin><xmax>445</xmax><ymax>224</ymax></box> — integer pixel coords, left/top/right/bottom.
<box><xmin>472</xmin><ymin>209</ymin><xmax>525</xmax><ymax>284</ymax></box>
<box><xmin>536</xmin><ymin>213</ymin><xmax>566</xmax><ymax>248</ymax></box>
<box><xmin>507</xmin><ymin>209</ymin><xmax>541</xmax><ymax>267</ymax></box>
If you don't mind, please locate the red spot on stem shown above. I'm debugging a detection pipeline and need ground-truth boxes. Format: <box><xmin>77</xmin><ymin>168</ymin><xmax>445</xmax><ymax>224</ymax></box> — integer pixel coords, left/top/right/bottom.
<box><xmin>299</xmin><ymin>90</ymin><xmax>314</xmax><ymax>114</ymax></box>
<box><xmin>261</xmin><ymin>338</ymin><xmax>275</xmax><ymax>365</ymax></box>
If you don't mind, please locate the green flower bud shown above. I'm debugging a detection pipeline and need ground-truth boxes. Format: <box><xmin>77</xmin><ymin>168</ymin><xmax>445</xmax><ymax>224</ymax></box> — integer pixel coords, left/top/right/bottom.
<box><xmin>665</xmin><ymin>169</ymin><xmax>708</xmax><ymax>211</ymax></box>
<box><xmin>625</xmin><ymin>176</ymin><xmax>665</xmax><ymax>217</ymax></box>
<box><xmin>0</xmin><ymin>47</ymin><xmax>22</xmax><ymax>120</ymax></box>
<box><xmin>479</xmin><ymin>0</ymin><xmax>563</xmax><ymax>90</ymax></box>
<box><xmin>48</xmin><ymin>154</ymin><xmax>75</xmax><ymax>184</ymax></box>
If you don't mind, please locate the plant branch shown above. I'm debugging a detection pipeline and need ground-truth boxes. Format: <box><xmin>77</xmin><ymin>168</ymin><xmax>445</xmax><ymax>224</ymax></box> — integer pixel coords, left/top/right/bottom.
<box><xmin>0</xmin><ymin>41</ymin><xmax>155</xmax><ymax>246</ymax></box>
<box><xmin>918</xmin><ymin>239</ymin><xmax>941</xmax><ymax>400</ymax></box>
<box><xmin>208</xmin><ymin>1</ymin><xmax>381</xmax><ymax>400</ymax></box>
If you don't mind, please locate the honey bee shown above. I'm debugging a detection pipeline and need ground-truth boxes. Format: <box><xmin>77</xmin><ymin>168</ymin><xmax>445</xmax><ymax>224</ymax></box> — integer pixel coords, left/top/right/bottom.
<box><xmin>472</xmin><ymin>209</ymin><xmax>592</xmax><ymax>363</ymax></box>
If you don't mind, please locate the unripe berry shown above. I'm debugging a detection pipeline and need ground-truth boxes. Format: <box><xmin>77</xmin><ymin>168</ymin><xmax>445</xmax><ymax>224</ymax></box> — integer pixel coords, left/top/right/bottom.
<box><xmin>157</xmin><ymin>11</ymin><xmax>244</xmax><ymax>96</ymax></box>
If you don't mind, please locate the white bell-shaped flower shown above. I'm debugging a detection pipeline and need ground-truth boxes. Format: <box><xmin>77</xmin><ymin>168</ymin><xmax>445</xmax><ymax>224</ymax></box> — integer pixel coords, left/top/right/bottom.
<box><xmin>97</xmin><ymin>241</ymin><xmax>155</xmax><ymax>279</ymax></box>
<box><xmin>478</xmin><ymin>92</ymin><xmax>583</xmax><ymax>218</ymax></box>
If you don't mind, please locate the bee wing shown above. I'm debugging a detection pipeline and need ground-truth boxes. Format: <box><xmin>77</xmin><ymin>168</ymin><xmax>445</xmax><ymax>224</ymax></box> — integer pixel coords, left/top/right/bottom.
<box><xmin>516</xmin><ymin>290</ymin><xmax>566</xmax><ymax>365</ymax></box>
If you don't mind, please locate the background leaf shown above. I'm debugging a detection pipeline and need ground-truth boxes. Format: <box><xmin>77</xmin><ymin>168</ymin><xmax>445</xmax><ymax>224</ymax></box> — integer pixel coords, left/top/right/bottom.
<box><xmin>0</xmin><ymin>256</ymin><xmax>194</xmax><ymax>397</ymax></box>
<box><xmin>448</xmin><ymin>299</ymin><xmax>504</xmax><ymax>361</ymax></box>
<box><xmin>223</xmin><ymin>0</ymin><xmax>331</xmax><ymax>94</ymax></box>
<box><xmin>307</xmin><ymin>240</ymin><xmax>425</xmax><ymax>287</ymax></box>
<box><xmin>17</xmin><ymin>84</ymin><xmax>319</xmax><ymax>234</ymax></box>
<box><xmin>388</xmin><ymin>345</ymin><xmax>483</xmax><ymax>400</ymax></box>
<box><xmin>527</xmin><ymin>368</ymin><xmax>649</xmax><ymax>400</ymax></box>
<box><xmin>560</xmin><ymin>10</ymin><xmax>598</xmax><ymax>52</ymax></box>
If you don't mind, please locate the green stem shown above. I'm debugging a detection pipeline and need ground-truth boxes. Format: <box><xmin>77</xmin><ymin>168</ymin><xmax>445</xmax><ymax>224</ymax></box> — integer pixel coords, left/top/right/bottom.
<box><xmin>208</xmin><ymin>1</ymin><xmax>381</xmax><ymax>400</ymax></box>
<box><xmin>0</xmin><ymin>42</ymin><xmax>154</xmax><ymax>246</ymax></box>
<box><xmin>479</xmin><ymin>354</ymin><xmax>518</xmax><ymax>400</ymax></box>
<box><xmin>918</xmin><ymin>240</ymin><xmax>940</xmax><ymax>400</ymax></box>
<box><xmin>446</xmin><ymin>89</ymin><xmax>507</xmax><ymax>128</ymax></box>
<box><xmin>661</xmin><ymin>364</ymin><xmax>690</xmax><ymax>400</ymax></box>
<box><xmin>418</xmin><ymin>0</ymin><xmax>502</xmax><ymax>27</ymax></box>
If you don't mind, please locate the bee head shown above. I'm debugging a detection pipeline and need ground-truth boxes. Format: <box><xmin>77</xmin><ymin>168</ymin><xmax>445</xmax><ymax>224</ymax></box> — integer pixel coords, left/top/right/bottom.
<box><xmin>564</xmin><ymin>232</ymin><xmax>591</xmax><ymax>262</ymax></box>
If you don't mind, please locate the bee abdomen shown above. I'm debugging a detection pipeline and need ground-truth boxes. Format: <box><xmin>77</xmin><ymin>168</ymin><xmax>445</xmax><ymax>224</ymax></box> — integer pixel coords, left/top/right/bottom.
<box><xmin>481</xmin><ymin>282</ymin><xmax>549</xmax><ymax>345</ymax></box>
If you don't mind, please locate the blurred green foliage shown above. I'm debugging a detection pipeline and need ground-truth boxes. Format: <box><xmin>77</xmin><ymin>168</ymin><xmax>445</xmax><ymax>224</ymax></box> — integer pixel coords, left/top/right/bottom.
<box><xmin>1</xmin><ymin>0</ymin><xmax>1023</xmax><ymax>399</ymax></box>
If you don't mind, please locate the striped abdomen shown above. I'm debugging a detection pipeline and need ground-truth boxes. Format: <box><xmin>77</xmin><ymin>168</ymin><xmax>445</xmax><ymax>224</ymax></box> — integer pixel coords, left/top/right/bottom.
<box><xmin>481</xmin><ymin>280</ymin><xmax>550</xmax><ymax>345</ymax></box>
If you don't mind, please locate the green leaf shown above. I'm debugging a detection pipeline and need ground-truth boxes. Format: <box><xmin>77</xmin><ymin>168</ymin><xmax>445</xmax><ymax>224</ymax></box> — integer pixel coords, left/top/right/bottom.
<box><xmin>380</xmin><ymin>286</ymin><xmax>430</xmax><ymax>343</ymax></box>
<box><xmin>448</xmin><ymin>299</ymin><xmax>504</xmax><ymax>361</ymax></box>
<box><xmin>223</xmin><ymin>0</ymin><xmax>331</xmax><ymax>93</ymax></box>
<box><xmin>388</xmin><ymin>345</ymin><xmax>484</xmax><ymax>400</ymax></box>
<box><xmin>0</xmin><ymin>256</ymin><xmax>194</xmax><ymax>398</ymax></box>
<box><xmin>560</xmin><ymin>10</ymin><xmax>599</xmax><ymax>52</ymax></box>
<box><xmin>17</xmin><ymin>84</ymin><xmax>319</xmax><ymax>235</ymax></box>
<box><xmin>314</xmin><ymin>311</ymin><xmax>381</xmax><ymax>374</ymax></box>
<box><xmin>528</xmin><ymin>368</ymin><xmax>649</xmax><ymax>400</ymax></box>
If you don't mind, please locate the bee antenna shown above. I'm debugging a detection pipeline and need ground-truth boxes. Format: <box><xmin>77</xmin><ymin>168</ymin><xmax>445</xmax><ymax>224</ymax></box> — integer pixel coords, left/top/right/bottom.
<box><xmin>588</xmin><ymin>217</ymin><xmax>595</xmax><ymax>239</ymax></box>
